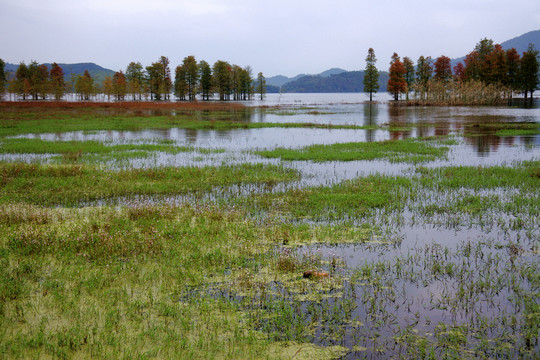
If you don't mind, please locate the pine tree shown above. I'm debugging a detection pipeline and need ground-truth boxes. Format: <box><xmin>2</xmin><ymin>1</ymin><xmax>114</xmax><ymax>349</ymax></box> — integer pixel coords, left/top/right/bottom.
<box><xmin>520</xmin><ymin>43</ymin><xmax>540</xmax><ymax>99</ymax></box>
<box><xmin>363</xmin><ymin>48</ymin><xmax>379</xmax><ymax>102</ymax></box>
<box><xmin>198</xmin><ymin>61</ymin><xmax>212</xmax><ymax>101</ymax></box>
<box><xmin>403</xmin><ymin>57</ymin><xmax>415</xmax><ymax>100</ymax></box>
<box><xmin>0</xmin><ymin>58</ymin><xmax>6</xmax><ymax>98</ymax></box>
<box><xmin>256</xmin><ymin>72</ymin><xmax>266</xmax><ymax>100</ymax></box>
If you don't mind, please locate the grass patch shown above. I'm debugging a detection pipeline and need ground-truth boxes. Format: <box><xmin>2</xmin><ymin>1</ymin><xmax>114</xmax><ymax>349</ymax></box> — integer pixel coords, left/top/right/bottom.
<box><xmin>238</xmin><ymin>175</ymin><xmax>411</xmax><ymax>222</ymax></box>
<box><xmin>254</xmin><ymin>138</ymin><xmax>451</xmax><ymax>163</ymax></box>
<box><xmin>0</xmin><ymin>138</ymin><xmax>223</xmax><ymax>155</ymax></box>
<box><xmin>0</xmin><ymin>162</ymin><xmax>300</xmax><ymax>206</ymax></box>
<box><xmin>416</xmin><ymin>161</ymin><xmax>540</xmax><ymax>189</ymax></box>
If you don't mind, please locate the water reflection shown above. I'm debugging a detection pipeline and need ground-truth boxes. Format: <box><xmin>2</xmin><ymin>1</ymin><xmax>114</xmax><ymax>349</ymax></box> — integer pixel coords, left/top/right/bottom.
<box><xmin>363</xmin><ymin>104</ymin><xmax>378</xmax><ymax>142</ymax></box>
<box><xmin>8</xmin><ymin>99</ymin><xmax>540</xmax><ymax>160</ymax></box>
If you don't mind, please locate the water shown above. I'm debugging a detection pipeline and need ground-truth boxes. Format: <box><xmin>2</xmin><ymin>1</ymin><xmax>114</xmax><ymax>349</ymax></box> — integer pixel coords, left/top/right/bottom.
<box><xmin>6</xmin><ymin>94</ymin><xmax>539</xmax><ymax>182</ymax></box>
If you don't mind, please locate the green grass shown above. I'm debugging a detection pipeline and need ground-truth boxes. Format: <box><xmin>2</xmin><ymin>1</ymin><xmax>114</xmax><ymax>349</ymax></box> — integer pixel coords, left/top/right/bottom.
<box><xmin>495</xmin><ymin>129</ymin><xmax>540</xmax><ymax>136</ymax></box>
<box><xmin>0</xmin><ymin>138</ymin><xmax>222</xmax><ymax>155</ymax></box>
<box><xmin>254</xmin><ymin>138</ymin><xmax>451</xmax><ymax>163</ymax></box>
<box><xmin>238</xmin><ymin>175</ymin><xmax>411</xmax><ymax>221</ymax></box>
<box><xmin>416</xmin><ymin>161</ymin><xmax>540</xmax><ymax>189</ymax></box>
<box><xmin>0</xmin><ymin>162</ymin><xmax>300</xmax><ymax>206</ymax></box>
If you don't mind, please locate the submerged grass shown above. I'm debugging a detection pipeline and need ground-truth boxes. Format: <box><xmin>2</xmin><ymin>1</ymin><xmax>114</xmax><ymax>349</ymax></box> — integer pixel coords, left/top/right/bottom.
<box><xmin>254</xmin><ymin>138</ymin><xmax>451</xmax><ymax>163</ymax></box>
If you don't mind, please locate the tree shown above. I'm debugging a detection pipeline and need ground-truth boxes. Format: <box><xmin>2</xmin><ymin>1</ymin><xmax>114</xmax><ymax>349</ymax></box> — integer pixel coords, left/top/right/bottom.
<box><xmin>416</xmin><ymin>56</ymin><xmax>433</xmax><ymax>99</ymax></box>
<box><xmin>464</xmin><ymin>51</ymin><xmax>480</xmax><ymax>81</ymax></box>
<box><xmin>485</xmin><ymin>44</ymin><xmax>508</xmax><ymax>85</ymax></box>
<box><xmin>212</xmin><ymin>60</ymin><xmax>232</xmax><ymax>100</ymax></box>
<box><xmin>102</xmin><ymin>76</ymin><xmax>113</xmax><ymax>101</ymax></box>
<box><xmin>198</xmin><ymin>60</ymin><xmax>212</xmax><ymax>101</ymax></box>
<box><xmin>256</xmin><ymin>72</ymin><xmax>266</xmax><ymax>100</ymax></box>
<box><xmin>519</xmin><ymin>43</ymin><xmax>540</xmax><ymax>99</ymax></box>
<box><xmin>239</xmin><ymin>66</ymin><xmax>253</xmax><ymax>100</ymax></box>
<box><xmin>28</xmin><ymin>61</ymin><xmax>49</xmax><ymax>100</ymax></box>
<box><xmin>15</xmin><ymin>62</ymin><xmax>31</xmax><ymax>100</ymax></box>
<box><xmin>159</xmin><ymin>56</ymin><xmax>172</xmax><ymax>100</ymax></box>
<box><xmin>112</xmin><ymin>71</ymin><xmax>127</xmax><ymax>101</ymax></box>
<box><xmin>0</xmin><ymin>58</ymin><xmax>6</xmax><ymax>98</ymax></box>
<box><xmin>363</xmin><ymin>48</ymin><xmax>379</xmax><ymax>102</ymax></box>
<box><xmin>126</xmin><ymin>62</ymin><xmax>145</xmax><ymax>100</ymax></box>
<box><xmin>506</xmin><ymin>48</ymin><xmax>521</xmax><ymax>91</ymax></box>
<box><xmin>434</xmin><ymin>55</ymin><xmax>452</xmax><ymax>82</ymax></box>
<box><xmin>174</xmin><ymin>65</ymin><xmax>188</xmax><ymax>100</ymax></box>
<box><xmin>183</xmin><ymin>56</ymin><xmax>199</xmax><ymax>101</ymax></box>
<box><xmin>387</xmin><ymin>53</ymin><xmax>407</xmax><ymax>101</ymax></box>
<box><xmin>75</xmin><ymin>70</ymin><xmax>94</xmax><ymax>100</ymax></box>
<box><xmin>453</xmin><ymin>62</ymin><xmax>466</xmax><ymax>82</ymax></box>
<box><xmin>49</xmin><ymin>62</ymin><xmax>66</xmax><ymax>100</ymax></box>
<box><xmin>146</xmin><ymin>62</ymin><xmax>165</xmax><ymax>100</ymax></box>
<box><xmin>403</xmin><ymin>56</ymin><xmax>415</xmax><ymax>100</ymax></box>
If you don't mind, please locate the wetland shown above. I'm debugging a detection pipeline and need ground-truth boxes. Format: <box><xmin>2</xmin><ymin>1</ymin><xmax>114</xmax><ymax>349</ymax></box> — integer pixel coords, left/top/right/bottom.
<box><xmin>0</xmin><ymin>94</ymin><xmax>538</xmax><ymax>359</ymax></box>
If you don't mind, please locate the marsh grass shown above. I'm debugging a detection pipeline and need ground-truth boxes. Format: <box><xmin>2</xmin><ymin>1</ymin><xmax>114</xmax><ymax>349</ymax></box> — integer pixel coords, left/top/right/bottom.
<box><xmin>1</xmin><ymin>103</ymin><xmax>539</xmax><ymax>359</ymax></box>
<box><xmin>0</xmin><ymin>162</ymin><xmax>300</xmax><ymax>206</ymax></box>
<box><xmin>254</xmin><ymin>138</ymin><xmax>451</xmax><ymax>163</ymax></box>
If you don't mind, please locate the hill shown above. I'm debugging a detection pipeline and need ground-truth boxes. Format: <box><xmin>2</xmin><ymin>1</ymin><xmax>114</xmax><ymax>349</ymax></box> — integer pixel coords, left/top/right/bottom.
<box><xmin>4</xmin><ymin>62</ymin><xmax>115</xmax><ymax>85</ymax></box>
<box><xmin>280</xmin><ymin>71</ymin><xmax>388</xmax><ymax>93</ymax></box>
<box><xmin>500</xmin><ymin>30</ymin><xmax>540</xmax><ymax>55</ymax></box>
<box><xmin>452</xmin><ymin>29</ymin><xmax>540</xmax><ymax>67</ymax></box>
<box><xmin>267</xmin><ymin>68</ymin><xmax>347</xmax><ymax>87</ymax></box>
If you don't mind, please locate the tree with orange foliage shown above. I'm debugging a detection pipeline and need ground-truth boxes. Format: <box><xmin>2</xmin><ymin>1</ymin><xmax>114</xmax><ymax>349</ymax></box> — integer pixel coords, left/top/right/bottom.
<box><xmin>434</xmin><ymin>56</ymin><xmax>452</xmax><ymax>82</ymax></box>
<box><xmin>112</xmin><ymin>71</ymin><xmax>127</xmax><ymax>101</ymax></box>
<box><xmin>49</xmin><ymin>63</ymin><xmax>65</xmax><ymax>100</ymax></box>
<box><xmin>453</xmin><ymin>62</ymin><xmax>466</xmax><ymax>82</ymax></box>
<box><xmin>387</xmin><ymin>53</ymin><xmax>407</xmax><ymax>101</ymax></box>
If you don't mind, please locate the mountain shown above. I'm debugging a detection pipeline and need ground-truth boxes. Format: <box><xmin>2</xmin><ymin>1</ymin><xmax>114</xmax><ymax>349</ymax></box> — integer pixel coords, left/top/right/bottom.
<box><xmin>267</xmin><ymin>68</ymin><xmax>347</xmax><ymax>87</ymax></box>
<box><xmin>500</xmin><ymin>30</ymin><xmax>540</xmax><ymax>55</ymax></box>
<box><xmin>4</xmin><ymin>62</ymin><xmax>115</xmax><ymax>84</ymax></box>
<box><xmin>451</xmin><ymin>29</ymin><xmax>540</xmax><ymax>67</ymax></box>
<box><xmin>281</xmin><ymin>71</ymin><xmax>389</xmax><ymax>93</ymax></box>
<box><xmin>267</xmin><ymin>74</ymin><xmax>306</xmax><ymax>87</ymax></box>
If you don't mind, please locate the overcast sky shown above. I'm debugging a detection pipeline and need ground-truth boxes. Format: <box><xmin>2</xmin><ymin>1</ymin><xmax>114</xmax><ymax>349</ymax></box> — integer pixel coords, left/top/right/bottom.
<box><xmin>1</xmin><ymin>0</ymin><xmax>539</xmax><ymax>77</ymax></box>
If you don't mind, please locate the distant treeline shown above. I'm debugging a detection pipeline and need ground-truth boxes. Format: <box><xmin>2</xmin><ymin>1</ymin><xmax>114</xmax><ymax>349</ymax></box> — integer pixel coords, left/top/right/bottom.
<box><xmin>0</xmin><ymin>56</ymin><xmax>267</xmax><ymax>102</ymax></box>
<box><xmin>385</xmin><ymin>38</ymin><xmax>539</xmax><ymax>104</ymax></box>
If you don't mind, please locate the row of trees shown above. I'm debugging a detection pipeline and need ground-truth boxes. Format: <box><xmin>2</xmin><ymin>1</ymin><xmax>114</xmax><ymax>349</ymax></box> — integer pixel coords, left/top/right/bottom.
<box><xmin>0</xmin><ymin>56</ymin><xmax>267</xmax><ymax>102</ymax></box>
<box><xmin>0</xmin><ymin>60</ymin><xmax>67</xmax><ymax>100</ymax></box>
<box><xmin>363</xmin><ymin>39</ymin><xmax>539</xmax><ymax>103</ymax></box>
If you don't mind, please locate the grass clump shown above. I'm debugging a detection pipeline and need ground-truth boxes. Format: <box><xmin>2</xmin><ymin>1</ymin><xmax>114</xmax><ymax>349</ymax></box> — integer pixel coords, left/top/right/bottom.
<box><xmin>240</xmin><ymin>175</ymin><xmax>410</xmax><ymax>222</ymax></box>
<box><xmin>254</xmin><ymin>138</ymin><xmax>450</xmax><ymax>163</ymax></box>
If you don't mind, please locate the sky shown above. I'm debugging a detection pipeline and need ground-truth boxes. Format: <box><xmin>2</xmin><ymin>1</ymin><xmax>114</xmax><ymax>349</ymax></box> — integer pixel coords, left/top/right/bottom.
<box><xmin>1</xmin><ymin>0</ymin><xmax>539</xmax><ymax>77</ymax></box>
